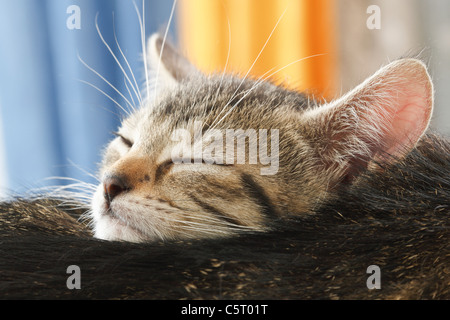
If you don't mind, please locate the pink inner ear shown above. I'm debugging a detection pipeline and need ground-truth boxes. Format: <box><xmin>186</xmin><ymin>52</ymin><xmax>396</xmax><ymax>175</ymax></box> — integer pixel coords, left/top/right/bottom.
<box><xmin>377</xmin><ymin>82</ymin><xmax>432</xmax><ymax>160</ymax></box>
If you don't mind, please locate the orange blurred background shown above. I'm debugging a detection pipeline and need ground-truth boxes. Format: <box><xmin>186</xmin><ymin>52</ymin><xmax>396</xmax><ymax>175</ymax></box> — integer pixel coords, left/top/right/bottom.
<box><xmin>177</xmin><ymin>0</ymin><xmax>338</xmax><ymax>100</ymax></box>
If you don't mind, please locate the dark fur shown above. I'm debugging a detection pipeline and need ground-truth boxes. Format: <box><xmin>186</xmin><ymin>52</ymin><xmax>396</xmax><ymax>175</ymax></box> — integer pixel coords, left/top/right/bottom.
<box><xmin>0</xmin><ymin>134</ymin><xmax>448</xmax><ymax>299</ymax></box>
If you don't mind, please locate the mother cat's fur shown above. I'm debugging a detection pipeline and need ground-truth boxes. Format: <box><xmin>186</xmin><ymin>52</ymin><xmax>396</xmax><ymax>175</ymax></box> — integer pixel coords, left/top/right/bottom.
<box><xmin>1</xmin><ymin>135</ymin><xmax>449</xmax><ymax>299</ymax></box>
<box><xmin>0</xmin><ymin>34</ymin><xmax>448</xmax><ymax>299</ymax></box>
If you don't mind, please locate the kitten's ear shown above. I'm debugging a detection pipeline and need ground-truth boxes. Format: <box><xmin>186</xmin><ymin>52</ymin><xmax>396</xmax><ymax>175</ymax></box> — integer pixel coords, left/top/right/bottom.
<box><xmin>146</xmin><ymin>33</ymin><xmax>202</xmax><ymax>88</ymax></box>
<box><xmin>303</xmin><ymin>58</ymin><xmax>434</xmax><ymax>182</ymax></box>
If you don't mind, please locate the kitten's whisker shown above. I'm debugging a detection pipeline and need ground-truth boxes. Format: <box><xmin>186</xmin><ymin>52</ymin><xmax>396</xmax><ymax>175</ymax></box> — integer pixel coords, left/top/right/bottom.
<box><xmin>262</xmin><ymin>54</ymin><xmax>327</xmax><ymax>84</ymax></box>
<box><xmin>93</xmin><ymin>14</ymin><xmax>136</xmax><ymax>113</ymax></box>
<box><xmin>77</xmin><ymin>56</ymin><xmax>133</xmax><ymax>115</ymax></box>
<box><xmin>142</xmin><ymin>0</ymin><xmax>150</xmax><ymax>103</ymax></box>
<box><xmin>32</xmin><ymin>181</ymin><xmax>95</xmax><ymax>207</ymax></box>
<box><xmin>209</xmin><ymin>67</ymin><xmax>273</xmax><ymax>129</ymax></box>
<box><xmin>133</xmin><ymin>1</ymin><xmax>151</xmax><ymax>103</ymax></box>
<box><xmin>112</xmin><ymin>12</ymin><xmax>143</xmax><ymax>108</ymax></box>
<box><xmin>213</xmin><ymin>4</ymin><xmax>232</xmax><ymax>106</ymax></box>
<box><xmin>43</xmin><ymin>177</ymin><xmax>99</xmax><ymax>191</ymax></box>
<box><xmin>43</xmin><ymin>182</ymin><xmax>97</xmax><ymax>194</ymax></box>
<box><xmin>168</xmin><ymin>214</ymin><xmax>245</xmax><ymax>230</ymax></box>
<box><xmin>244</xmin><ymin>53</ymin><xmax>326</xmax><ymax>101</ymax></box>
<box><xmin>91</xmin><ymin>101</ymin><xmax>124</xmax><ymax>121</ymax></box>
<box><xmin>140</xmin><ymin>200</ymin><xmax>256</xmax><ymax>231</ymax></box>
<box><xmin>212</xmin><ymin>53</ymin><xmax>326</xmax><ymax>129</ymax></box>
<box><xmin>42</xmin><ymin>175</ymin><xmax>98</xmax><ymax>189</ymax></box>
<box><xmin>165</xmin><ymin>221</ymin><xmax>217</xmax><ymax>233</ymax></box>
<box><xmin>39</xmin><ymin>185</ymin><xmax>96</xmax><ymax>199</ymax></box>
<box><xmin>173</xmin><ymin>221</ymin><xmax>256</xmax><ymax>236</ymax></box>
<box><xmin>124</xmin><ymin>77</ymin><xmax>136</xmax><ymax>108</ymax></box>
<box><xmin>78</xmin><ymin>79</ymin><xmax>131</xmax><ymax>117</ymax></box>
<box><xmin>66</xmin><ymin>159</ymin><xmax>101</xmax><ymax>183</ymax></box>
<box><xmin>145</xmin><ymin>221</ymin><xmax>167</xmax><ymax>241</ymax></box>
<box><xmin>238</xmin><ymin>5</ymin><xmax>289</xmax><ymax>88</ymax></box>
<box><xmin>177</xmin><ymin>208</ymin><xmax>259</xmax><ymax>230</ymax></box>
<box><xmin>209</xmin><ymin>5</ymin><xmax>289</xmax><ymax>130</ymax></box>
<box><xmin>164</xmin><ymin>221</ymin><xmax>233</xmax><ymax>236</ymax></box>
<box><xmin>152</xmin><ymin>0</ymin><xmax>178</xmax><ymax>105</ymax></box>
<box><xmin>79</xmin><ymin>209</ymin><xmax>96</xmax><ymax>226</ymax></box>
<box><xmin>161</xmin><ymin>223</ymin><xmax>211</xmax><ymax>239</ymax></box>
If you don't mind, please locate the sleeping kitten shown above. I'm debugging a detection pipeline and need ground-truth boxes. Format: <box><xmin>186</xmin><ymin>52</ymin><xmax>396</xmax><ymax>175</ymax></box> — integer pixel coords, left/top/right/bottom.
<box><xmin>91</xmin><ymin>34</ymin><xmax>434</xmax><ymax>243</ymax></box>
<box><xmin>1</xmin><ymin>33</ymin><xmax>448</xmax><ymax>300</ymax></box>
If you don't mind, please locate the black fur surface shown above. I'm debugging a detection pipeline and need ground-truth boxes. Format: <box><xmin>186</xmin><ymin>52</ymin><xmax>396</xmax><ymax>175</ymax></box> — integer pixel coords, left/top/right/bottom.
<box><xmin>0</xmin><ymin>134</ymin><xmax>448</xmax><ymax>300</ymax></box>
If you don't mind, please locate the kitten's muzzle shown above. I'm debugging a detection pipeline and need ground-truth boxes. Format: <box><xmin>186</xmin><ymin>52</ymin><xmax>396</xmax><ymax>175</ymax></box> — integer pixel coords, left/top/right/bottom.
<box><xmin>103</xmin><ymin>175</ymin><xmax>129</xmax><ymax>207</ymax></box>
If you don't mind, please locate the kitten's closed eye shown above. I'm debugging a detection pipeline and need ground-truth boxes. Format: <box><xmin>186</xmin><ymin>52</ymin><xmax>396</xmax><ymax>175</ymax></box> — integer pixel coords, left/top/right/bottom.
<box><xmin>155</xmin><ymin>159</ymin><xmax>174</xmax><ymax>182</ymax></box>
<box><xmin>171</xmin><ymin>158</ymin><xmax>233</xmax><ymax>166</ymax></box>
<box><xmin>112</xmin><ymin>132</ymin><xmax>133</xmax><ymax>148</ymax></box>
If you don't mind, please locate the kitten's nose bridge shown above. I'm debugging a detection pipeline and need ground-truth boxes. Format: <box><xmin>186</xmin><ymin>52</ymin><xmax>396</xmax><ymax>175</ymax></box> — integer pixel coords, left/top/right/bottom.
<box><xmin>103</xmin><ymin>156</ymin><xmax>154</xmax><ymax>203</ymax></box>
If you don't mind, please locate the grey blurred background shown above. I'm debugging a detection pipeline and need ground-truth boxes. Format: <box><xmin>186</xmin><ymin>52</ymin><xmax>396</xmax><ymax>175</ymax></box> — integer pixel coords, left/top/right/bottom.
<box><xmin>338</xmin><ymin>0</ymin><xmax>450</xmax><ymax>135</ymax></box>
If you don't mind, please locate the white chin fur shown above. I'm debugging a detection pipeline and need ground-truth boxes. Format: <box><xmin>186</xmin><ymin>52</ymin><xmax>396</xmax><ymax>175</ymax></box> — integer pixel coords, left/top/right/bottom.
<box><xmin>90</xmin><ymin>185</ymin><xmax>148</xmax><ymax>243</ymax></box>
<box><xmin>93</xmin><ymin>217</ymin><xmax>145</xmax><ymax>243</ymax></box>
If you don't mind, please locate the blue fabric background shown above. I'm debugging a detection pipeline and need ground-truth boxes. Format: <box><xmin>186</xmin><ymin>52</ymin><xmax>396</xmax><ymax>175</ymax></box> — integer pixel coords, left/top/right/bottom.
<box><xmin>0</xmin><ymin>0</ymin><xmax>176</xmax><ymax>193</ymax></box>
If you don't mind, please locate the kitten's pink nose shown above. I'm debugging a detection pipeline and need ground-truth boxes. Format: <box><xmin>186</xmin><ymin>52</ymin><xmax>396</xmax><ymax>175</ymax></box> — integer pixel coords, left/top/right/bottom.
<box><xmin>103</xmin><ymin>175</ymin><xmax>128</xmax><ymax>205</ymax></box>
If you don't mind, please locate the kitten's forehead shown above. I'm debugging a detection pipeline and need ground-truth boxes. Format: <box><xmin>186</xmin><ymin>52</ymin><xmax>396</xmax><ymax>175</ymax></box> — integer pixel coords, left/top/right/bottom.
<box><xmin>119</xmin><ymin>73</ymin><xmax>309</xmax><ymax>153</ymax></box>
<box><xmin>154</xmin><ymin>74</ymin><xmax>307</xmax><ymax>127</ymax></box>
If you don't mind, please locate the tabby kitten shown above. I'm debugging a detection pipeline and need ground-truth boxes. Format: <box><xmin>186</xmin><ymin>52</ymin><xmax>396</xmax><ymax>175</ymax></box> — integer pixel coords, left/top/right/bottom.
<box><xmin>91</xmin><ymin>34</ymin><xmax>433</xmax><ymax>243</ymax></box>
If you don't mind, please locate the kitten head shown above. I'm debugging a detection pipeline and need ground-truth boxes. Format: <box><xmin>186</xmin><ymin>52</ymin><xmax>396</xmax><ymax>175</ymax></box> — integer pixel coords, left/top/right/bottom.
<box><xmin>91</xmin><ymin>34</ymin><xmax>433</xmax><ymax>242</ymax></box>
